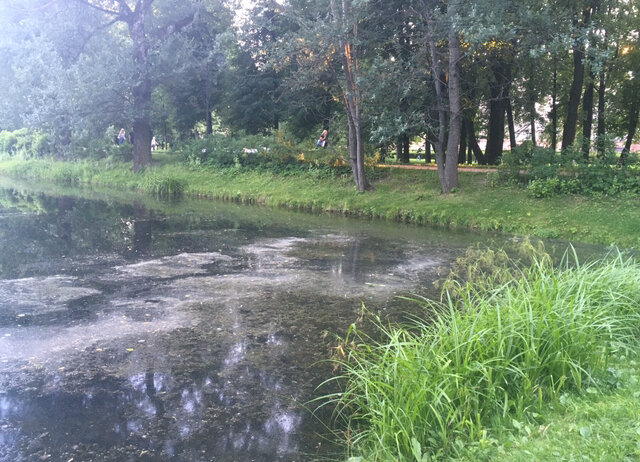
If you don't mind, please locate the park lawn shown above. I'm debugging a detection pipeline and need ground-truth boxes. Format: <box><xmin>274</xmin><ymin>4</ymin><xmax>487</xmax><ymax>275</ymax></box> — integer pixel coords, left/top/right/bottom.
<box><xmin>0</xmin><ymin>155</ymin><xmax>638</xmax><ymax>249</ymax></box>
<box><xmin>461</xmin><ymin>357</ymin><xmax>640</xmax><ymax>462</ymax></box>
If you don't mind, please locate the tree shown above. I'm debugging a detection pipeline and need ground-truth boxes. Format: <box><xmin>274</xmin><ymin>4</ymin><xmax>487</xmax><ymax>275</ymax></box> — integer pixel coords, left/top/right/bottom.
<box><xmin>414</xmin><ymin>0</ymin><xmax>461</xmax><ymax>193</ymax></box>
<box><xmin>71</xmin><ymin>0</ymin><xmax>202</xmax><ymax>171</ymax></box>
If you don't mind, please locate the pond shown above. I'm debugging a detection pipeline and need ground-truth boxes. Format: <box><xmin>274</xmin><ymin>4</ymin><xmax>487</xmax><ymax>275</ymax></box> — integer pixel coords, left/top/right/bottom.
<box><xmin>0</xmin><ymin>179</ymin><xmax>600</xmax><ymax>461</ymax></box>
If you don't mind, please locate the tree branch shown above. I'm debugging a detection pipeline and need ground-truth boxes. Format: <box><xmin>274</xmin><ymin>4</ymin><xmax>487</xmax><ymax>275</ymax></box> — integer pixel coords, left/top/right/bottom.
<box><xmin>158</xmin><ymin>3</ymin><xmax>200</xmax><ymax>40</ymax></box>
<box><xmin>70</xmin><ymin>0</ymin><xmax>121</xmax><ymax>16</ymax></box>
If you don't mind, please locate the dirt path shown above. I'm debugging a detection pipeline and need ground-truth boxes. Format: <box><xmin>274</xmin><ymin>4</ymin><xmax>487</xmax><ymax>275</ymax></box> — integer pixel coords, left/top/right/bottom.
<box><xmin>377</xmin><ymin>163</ymin><xmax>495</xmax><ymax>173</ymax></box>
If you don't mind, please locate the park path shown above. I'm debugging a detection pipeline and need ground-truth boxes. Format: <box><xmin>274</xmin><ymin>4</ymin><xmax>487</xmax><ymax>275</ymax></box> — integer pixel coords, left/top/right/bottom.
<box><xmin>377</xmin><ymin>163</ymin><xmax>494</xmax><ymax>173</ymax></box>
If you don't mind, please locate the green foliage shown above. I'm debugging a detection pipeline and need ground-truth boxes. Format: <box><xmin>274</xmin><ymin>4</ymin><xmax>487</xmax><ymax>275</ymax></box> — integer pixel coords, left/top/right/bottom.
<box><xmin>323</xmin><ymin>248</ymin><xmax>640</xmax><ymax>461</ymax></box>
<box><xmin>139</xmin><ymin>172</ymin><xmax>185</xmax><ymax>197</ymax></box>
<box><xmin>0</xmin><ymin>129</ymin><xmax>54</xmax><ymax>159</ymax></box>
<box><xmin>178</xmin><ymin>132</ymin><xmax>355</xmax><ymax>175</ymax></box>
<box><xmin>500</xmin><ymin>142</ymin><xmax>640</xmax><ymax>198</ymax></box>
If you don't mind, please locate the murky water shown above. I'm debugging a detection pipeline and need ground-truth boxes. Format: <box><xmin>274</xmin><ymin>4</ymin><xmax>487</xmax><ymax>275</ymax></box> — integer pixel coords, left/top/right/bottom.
<box><xmin>0</xmin><ymin>180</ymin><xmax>602</xmax><ymax>461</ymax></box>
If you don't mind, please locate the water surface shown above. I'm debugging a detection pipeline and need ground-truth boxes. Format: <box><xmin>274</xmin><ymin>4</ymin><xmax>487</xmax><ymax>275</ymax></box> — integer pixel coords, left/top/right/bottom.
<box><xmin>0</xmin><ymin>180</ymin><xmax>599</xmax><ymax>461</ymax></box>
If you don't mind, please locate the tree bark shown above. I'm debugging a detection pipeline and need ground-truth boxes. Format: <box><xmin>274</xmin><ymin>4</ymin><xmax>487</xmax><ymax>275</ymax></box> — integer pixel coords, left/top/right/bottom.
<box><xmin>551</xmin><ymin>60</ymin><xmax>558</xmax><ymax>151</ymax></box>
<box><xmin>485</xmin><ymin>56</ymin><xmax>512</xmax><ymax>164</ymax></box>
<box><xmin>398</xmin><ymin>134</ymin><xmax>410</xmax><ymax>163</ymax></box>
<box><xmin>129</xmin><ymin>1</ymin><xmax>154</xmax><ymax>172</ymax></box>
<box><xmin>443</xmin><ymin>0</ymin><xmax>461</xmax><ymax>192</ymax></box>
<box><xmin>596</xmin><ymin>67</ymin><xmax>607</xmax><ymax>158</ymax></box>
<box><xmin>458</xmin><ymin>117</ymin><xmax>467</xmax><ymax>164</ymax></box>
<box><xmin>561</xmin><ymin>8</ymin><xmax>592</xmax><ymax>151</ymax></box>
<box><xmin>330</xmin><ymin>0</ymin><xmax>367</xmax><ymax>191</ymax></box>
<box><xmin>205</xmin><ymin>69</ymin><xmax>213</xmax><ymax>135</ymax></box>
<box><xmin>424</xmin><ymin>17</ymin><xmax>447</xmax><ymax>189</ymax></box>
<box><xmin>506</xmin><ymin>98</ymin><xmax>517</xmax><ymax>151</ymax></box>
<box><xmin>582</xmin><ymin>76</ymin><xmax>595</xmax><ymax>159</ymax></box>
<box><xmin>621</xmin><ymin>101</ymin><xmax>639</xmax><ymax>164</ymax></box>
<box><xmin>466</xmin><ymin>117</ymin><xmax>487</xmax><ymax>164</ymax></box>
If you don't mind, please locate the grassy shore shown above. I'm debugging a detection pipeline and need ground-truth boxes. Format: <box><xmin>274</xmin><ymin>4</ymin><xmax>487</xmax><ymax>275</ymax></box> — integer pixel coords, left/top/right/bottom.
<box><xmin>325</xmin><ymin>249</ymin><xmax>640</xmax><ymax>461</ymax></box>
<box><xmin>0</xmin><ymin>153</ymin><xmax>637</xmax><ymax>249</ymax></box>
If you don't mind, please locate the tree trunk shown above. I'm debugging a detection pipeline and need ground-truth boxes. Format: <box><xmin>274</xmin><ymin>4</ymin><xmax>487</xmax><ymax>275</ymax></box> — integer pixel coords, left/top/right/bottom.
<box><xmin>443</xmin><ymin>0</ymin><xmax>461</xmax><ymax>193</ymax></box>
<box><xmin>205</xmin><ymin>71</ymin><xmax>213</xmax><ymax>135</ymax></box>
<box><xmin>424</xmin><ymin>17</ymin><xmax>447</xmax><ymax>189</ymax></box>
<box><xmin>527</xmin><ymin>69</ymin><xmax>537</xmax><ymax>146</ymax></box>
<box><xmin>485</xmin><ymin>57</ymin><xmax>512</xmax><ymax>164</ymax></box>
<box><xmin>506</xmin><ymin>98</ymin><xmax>517</xmax><ymax>151</ymax></box>
<box><xmin>596</xmin><ymin>69</ymin><xmax>606</xmax><ymax>157</ymax></box>
<box><xmin>425</xmin><ymin>136</ymin><xmax>432</xmax><ymax>163</ymax></box>
<box><xmin>562</xmin><ymin>42</ymin><xmax>585</xmax><ymax>151</ymax></box>
<box><xmin>621</xmin><ymin>102</ymin><xmax>639</xmax><ymax>164</ymax></box>
<box><xmin>458</xmin><ymin>117</ymin><xmax>467</xmax><ymax>164</ymax></box>
<box><xmin>582</xmin><ymin>76</ymin><xmax>595</xmax><ymax>159</ymax></box>
<box><xmin>551</xmin><ymin>60</ymin><xmax>558</xmax><ymax>151</ymax></box>
<box><xmin>562</xmin><ymin>8</ymin><xmax>591</xmax><ymax>151</ymax></box>
<box><xmin>466</xmin><ymin>117</ymin><xmax>487</xmax><ymax>164</ymax></box>
<box><xmin>398</xmin><ymin>134</ymin><xmax>410</xmax><ymax>163</ymax></box>
<box><xmin>130</xmin><ymin>1</ymin><xmax>154</xmax><ymax>173</ymax></box>
<box><xmin>331</xmin><ymin>0</ymin><xmax>367</xmax><ymax>191</ymax></box>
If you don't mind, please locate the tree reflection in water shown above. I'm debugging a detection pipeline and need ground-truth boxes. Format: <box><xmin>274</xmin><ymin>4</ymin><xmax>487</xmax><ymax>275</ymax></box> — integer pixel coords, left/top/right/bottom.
<box><xmin>0</xmin><ymin>184</ymin><xmax>478</xmax><ymax>461</ymax></box>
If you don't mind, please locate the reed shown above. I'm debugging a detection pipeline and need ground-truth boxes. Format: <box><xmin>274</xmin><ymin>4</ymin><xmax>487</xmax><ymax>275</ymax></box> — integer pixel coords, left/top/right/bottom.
<box><xmin>322</xmin><ymin>249</ymin><xmax>640</xmax><ymax>461</ymax></box>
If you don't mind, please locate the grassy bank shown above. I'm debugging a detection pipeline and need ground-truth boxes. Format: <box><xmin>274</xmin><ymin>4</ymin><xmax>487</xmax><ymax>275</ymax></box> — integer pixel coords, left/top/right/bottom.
<box><xmin>324</xmin><ymin>249</ymin><xmax>640</xmax><ymax>461</ymax></box>
<box><xmin>0</xmin><ymin>154</ymin><xmax>638</xmax><ymax>249</ymax></box>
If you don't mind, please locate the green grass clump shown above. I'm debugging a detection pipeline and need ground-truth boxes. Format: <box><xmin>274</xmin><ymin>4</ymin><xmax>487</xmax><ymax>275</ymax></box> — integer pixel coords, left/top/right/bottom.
<box><xmin>139</xmin><ymin>171</ymin><xmax>185</xmax><ymax>197</ymax></box>
<box><xmin>323</xmin><ymin>249</ymin><xmax>640</xmax><ymax>461</ymax></box>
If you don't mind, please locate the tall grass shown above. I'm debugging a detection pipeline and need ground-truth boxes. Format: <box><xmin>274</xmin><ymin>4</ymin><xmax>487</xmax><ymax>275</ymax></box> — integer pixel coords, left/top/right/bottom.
<box><xmin>322</xmin><ymin>249</ymin><xmax>640</xmax><ymax>461</ymax></box>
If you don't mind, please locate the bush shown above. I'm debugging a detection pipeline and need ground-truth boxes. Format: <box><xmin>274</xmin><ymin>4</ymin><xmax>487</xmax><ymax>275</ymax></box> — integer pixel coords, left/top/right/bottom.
<box><xmin>178</xmin><ymin>131</ymin><xmax>355</xmax><ymax>174</ymax></box>
<box><xmin>0</xmin><ymin>129</ymin><xmax>54</xmax><ymax>158</ymax></box>
<box><xmin>499</xmin><ymin>139</ymin><xmax>640</xmax><ymax>197</ymax></box>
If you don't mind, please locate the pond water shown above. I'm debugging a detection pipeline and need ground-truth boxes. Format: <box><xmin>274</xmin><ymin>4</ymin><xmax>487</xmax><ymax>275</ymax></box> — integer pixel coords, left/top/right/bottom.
<box><xmin>0</xmin><ymin>179</ymin><xmax>600</xmax><ymax>461</ymax></box>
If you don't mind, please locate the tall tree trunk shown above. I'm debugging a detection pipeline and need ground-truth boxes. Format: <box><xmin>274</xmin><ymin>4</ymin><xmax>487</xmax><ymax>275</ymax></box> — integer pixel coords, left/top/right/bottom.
<box><xmin>621</xmin><ymin>102</ymin><xmax>639</xmax><ymax>164</ymax></box>
<box><xmin>485</xmin><ymin>57</ymin><xmax>512</xmax><ymax>164</ymax></box>
<box><xmin>466</xmin><ymin>117</ymin><xmax>487</xmax><ymax>164</ymax></box>
<box><xmin>205</xmin><ymin>70</ymin><xmax>213</xmax><ymax>135</ymax></box>
<box><xmin>506</xmin><ymin>98</ymin><xmax>517</xmax><ymax>151</ymax></box>
<box><xmin>458</xmin><ymin>117</ymin><xmax>468</xmax><ymax>164</ymax></box>
<box><xmin>130</xmin><ymin>1</ymin><xmax>154</xmax><ymax>173</ymax></box>
<box><xmin>331</xmin><ymin>0</ymin><xmax>367</xmax><ymax>191</ymax></box>
<box><xmin>425</xmin><ymin>136</ymin><xmax>432</xmax><ymax>163</ymax></box>
<box><xmin>527</xmin><ymin>68</ymin><xmax>537</xmax><ymax>146</ymax></box>
<box><xmin>596</xmin><ymin>70</ymin><xmax>606</xmax><ymax>157</ymax></box>
<box><xmin>562</xmin><ymin>8</ymin><xmax>592</xmax><ymax>151</ymax></box>
<box><xmin>444</xmin><ymin>0</ymin><xmax>461</xmax><ymax>192</ymax></box>
<box><xmin>551</xmin><ymin>59</ymin><xmax>558</xmax><ymax>151</ymax></box>
<box><xmin>582</xmin><ymin>76</ymin><xmax>595</xmax><ymax>159</ymax></box>
<box><xmin>425</xmin><ymin>19</ymin><xmax>447</xmax><ymax>188</ymax></box>
<box><xmin>398</xmin><ymin>134</ymin><xmax>410</xmax><ymax>163</ymax></box>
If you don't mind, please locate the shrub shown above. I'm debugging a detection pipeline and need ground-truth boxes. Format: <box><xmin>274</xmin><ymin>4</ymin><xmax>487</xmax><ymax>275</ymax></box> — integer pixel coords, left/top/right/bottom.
<box><xmin>0</xmin><ymin>129</ymin><xmax>54</xmax><ymax>158</ymax></box>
